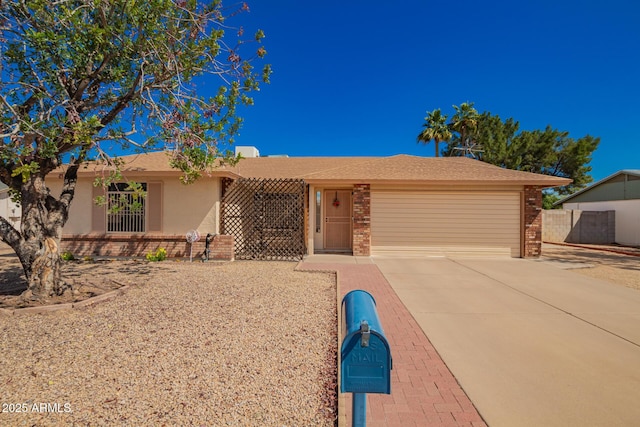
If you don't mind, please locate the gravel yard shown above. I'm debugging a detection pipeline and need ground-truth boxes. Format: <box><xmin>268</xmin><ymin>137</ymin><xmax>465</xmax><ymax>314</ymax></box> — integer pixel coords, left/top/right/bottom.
<box><xmin>542</xmin><ymin>243</ymin><xmax>640</xmax><ymax>290</ymax></box>
<box><xmin>2</xmin><ymin>241</ymin><xmax>636</xmax><ymax>426</ymax></box>
<box><xmin>0</xmin><ymin>259</ymin><xmax>338</xmax><ymax>426</ymax></box>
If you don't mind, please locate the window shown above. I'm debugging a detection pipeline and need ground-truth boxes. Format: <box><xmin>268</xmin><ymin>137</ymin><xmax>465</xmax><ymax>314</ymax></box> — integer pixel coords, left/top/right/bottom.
<box><xmin>316</xmin><ymin>190</ymin><xmax>322</xmax><ymax>233</ymax></box>
<box><xmin>107</xmin><ymin>183</ymin><xmax>147</xmax><ymax>233</ymax></box>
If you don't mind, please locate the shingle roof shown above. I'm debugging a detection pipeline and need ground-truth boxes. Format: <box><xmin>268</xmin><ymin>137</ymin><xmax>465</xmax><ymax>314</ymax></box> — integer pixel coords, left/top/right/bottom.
<box><xmin>222</xmin><ymin>156</ymin><xmax>379</xmax><ymax>179</ymax></box>
<box><xmin>298</xmin><ymin>155</ymin><xmax>568</xmax><ymax>185</ymax></box>
<box><xmin>225</xmin><ymin>154</ymin><xmax>569</xmax><ymax>186</ymax></box>
<box><xmin>65</xmin><ymin>151</ymin><xmax>570</xmax><ymax>187</ymax></box>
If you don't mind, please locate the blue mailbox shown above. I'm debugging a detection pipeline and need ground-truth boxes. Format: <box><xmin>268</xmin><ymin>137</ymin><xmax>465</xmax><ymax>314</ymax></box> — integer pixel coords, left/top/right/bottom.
<box><xmin>341</xmin><ymin>290</ymin><xmax>392</xmax><ymax>394</ymax></box>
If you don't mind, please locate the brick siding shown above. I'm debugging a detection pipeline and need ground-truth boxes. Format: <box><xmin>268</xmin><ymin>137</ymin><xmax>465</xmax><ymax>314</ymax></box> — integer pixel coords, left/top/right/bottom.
<box><xmin>61</xmin><ymin>234</ymin><xmax>234</xmax><ymax>261</ymax></box>
<box><xmin>352</xmin><ymin>184</ymin><xmax>371</xmax><ymax>256</ymax></box>
<box><xmin>523</xmin><ymin>186</ymin><xmax>542</xmax><ymax>257</ymax></box>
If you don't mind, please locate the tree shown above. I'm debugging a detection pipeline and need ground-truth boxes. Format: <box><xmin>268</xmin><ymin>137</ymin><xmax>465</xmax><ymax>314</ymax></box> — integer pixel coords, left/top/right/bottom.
<box><xmin>0</xmin><ymin>0</ymin><xmax>270</xmax><ymax>299</ymax></box>
<box><xmin>448</xmin><ymin>102</ymin><xmax>480</xmax><ymax>157</ymax></box>
<box><xmin>417</xmin><ymin>108</ymin><xmax>451</xmax><ymax>157</ymax></box>
<box><xmin>444</xmin><ymin>110</ymin><xmax>600</xmax><ymax>195</ymax></box>
<box><xmin>423</xmin><ymin>104</ymin><xmax>600</xmax><ymax>201</ymax></box>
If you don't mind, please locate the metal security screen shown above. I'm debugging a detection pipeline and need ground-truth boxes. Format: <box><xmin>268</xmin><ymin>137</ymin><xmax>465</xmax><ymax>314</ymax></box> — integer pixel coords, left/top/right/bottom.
<box><xmin>221</xmin><ymin>178</ymin><xmax>306</xmax><ymax>260</ymax></box>
<box><xmin>107</xmin><ymin>183</ymin><xmax>146</xmax><ymax>233</ymax></box>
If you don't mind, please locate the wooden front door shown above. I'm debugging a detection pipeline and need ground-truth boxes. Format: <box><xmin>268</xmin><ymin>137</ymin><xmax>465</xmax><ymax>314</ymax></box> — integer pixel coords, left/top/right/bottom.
<box><xmin>324</xmin><ymin>190</ymin><xmax>352</xmax><ymax>250</ymax></box>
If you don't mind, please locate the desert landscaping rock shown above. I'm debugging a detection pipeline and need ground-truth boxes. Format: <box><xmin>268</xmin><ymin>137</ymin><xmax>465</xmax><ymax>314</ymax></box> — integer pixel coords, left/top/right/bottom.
<box><xmin>0</xmin><ymin>261</ymin><xmax>338</xmax><ymax>426</ymax></box>
<box><xmin>71</xmin><ymin>288</ymin><xmax>125</xmax><ymax>309</ymax></box>
<box><xmin>542</xmin><ymin>243</ymin><xmax>640</xmax><ymax>290</ymax></box>
<box><xmin>12</xmin><ymin>302</ymin><xmax>75</xmax><ymax>315</ymax></box>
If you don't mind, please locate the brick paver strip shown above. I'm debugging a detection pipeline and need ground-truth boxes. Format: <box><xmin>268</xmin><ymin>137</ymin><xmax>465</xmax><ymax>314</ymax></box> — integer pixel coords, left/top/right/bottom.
<box><xmin>298</xmin><ymin>263</ymin><xmax>487</xmax><ymax>427</ymax></box>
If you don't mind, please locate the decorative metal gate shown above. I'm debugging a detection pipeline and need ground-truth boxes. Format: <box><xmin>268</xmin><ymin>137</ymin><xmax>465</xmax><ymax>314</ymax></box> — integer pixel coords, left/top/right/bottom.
<box><xmin>221</xmin><ymin>178</ymin><xmax>306</xmax><ymax>261</ymax></box>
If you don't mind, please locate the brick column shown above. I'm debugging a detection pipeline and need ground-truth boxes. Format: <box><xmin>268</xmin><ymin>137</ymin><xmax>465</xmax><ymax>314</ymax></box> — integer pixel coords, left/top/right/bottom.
<box><xmin>523</xmin><ymin>186</ymin><xmax>542</xmax><ymax>257</ymax></box>
<box><xmin>352</xmin><ymin>184</ymin><xmax>371</xmax><ymax>256</ymax></box>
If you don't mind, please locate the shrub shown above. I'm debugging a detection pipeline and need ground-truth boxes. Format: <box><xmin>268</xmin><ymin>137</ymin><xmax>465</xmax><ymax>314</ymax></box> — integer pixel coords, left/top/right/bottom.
<box><xmin>61</xmin><ymin>251</ymin><xmax>75</xmax><ymax>261</ymax></box>
<box><xmin>146</xmin><ymin>247</ymin><xmax>167</xmax><ymax>262</ymax></box>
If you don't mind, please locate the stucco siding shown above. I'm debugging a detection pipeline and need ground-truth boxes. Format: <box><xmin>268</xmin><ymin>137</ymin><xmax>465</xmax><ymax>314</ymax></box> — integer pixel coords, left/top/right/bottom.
<box><xmin>49</xmin><ymin>176</ymin><xmax>220</xmax><ymax>236</ymax></box>
<box><xmin>371</xmin><ymin>190</ymin><xmax>521</xmax><ymax>257</ymax></box>
<box><xmin>48</xmin><ymin>179</ymin><xmax>94</xmax><ymax>234</ymax></box>
<box><xmin>0</xmin><ymin>190</ymin><xmax>21</xmax><ymax>231</ymax></box>
<box><xmin>160</xmin><ymin>178</ymin><xmax>220</xmax><ymax>235</ymax></box>
<box><xmin>564</xmin><ymin>200</ymin><xmax>640</xmax><ymax>246</ymax></box>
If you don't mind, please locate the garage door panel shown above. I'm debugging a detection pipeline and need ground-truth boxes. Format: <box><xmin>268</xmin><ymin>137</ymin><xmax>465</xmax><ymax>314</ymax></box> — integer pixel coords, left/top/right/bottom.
<box><xmin>372</xmin><ymin>215</ymin><xmax>520</xmax><ymax>225</ymax></box>
<box><xmin>376</xmin><ymin>203</ymin><xmax>517</xmax><ymax>212</ymax></box>
<box><xmin>371</xmin><ymin>191</ymin><xmax>521</xmax><ymax>257</ymax></box>
<box><xmin>373</xmin><ymin>238</ymin><xmax>520</xmax><ymax>245</ymax></box>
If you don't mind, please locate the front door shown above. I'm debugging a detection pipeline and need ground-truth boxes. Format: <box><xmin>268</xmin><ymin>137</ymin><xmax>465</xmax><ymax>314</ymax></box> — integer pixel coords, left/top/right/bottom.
<box><xmin>324</xmin><ymin>190</ymin><xmax>352</xmax><ymax>251</ymax></box>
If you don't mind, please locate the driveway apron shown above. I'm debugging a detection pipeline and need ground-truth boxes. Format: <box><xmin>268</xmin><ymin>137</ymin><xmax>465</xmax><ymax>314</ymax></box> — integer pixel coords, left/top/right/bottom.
<box><xmin>374</xmin><ymin>257</ymin><xmax>640</xmax><ymax>427</ymax></box>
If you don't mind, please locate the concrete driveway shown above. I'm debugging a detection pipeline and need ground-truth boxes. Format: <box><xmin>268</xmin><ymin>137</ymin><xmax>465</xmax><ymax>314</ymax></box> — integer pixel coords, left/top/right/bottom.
<box><xmin>374</xmin><ymin>256</ymin><xmax>640</xmax><ymax>427</ymax></box>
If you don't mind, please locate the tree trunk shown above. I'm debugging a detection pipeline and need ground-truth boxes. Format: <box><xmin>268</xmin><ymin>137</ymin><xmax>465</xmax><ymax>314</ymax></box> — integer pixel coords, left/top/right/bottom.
<box><xmin>1</xmin><ymin>164</ymin><xmax>80</xmax><ymax>301</ymax></box>
<box><xmin>24</xmin><ymin>237</ymin><xmax>69</xmax><ymax>298</ymax></box>
<box><xmin>17</xmin><ymin>186</ymin><xmax>71</xmax><ymax>299</ymax></box>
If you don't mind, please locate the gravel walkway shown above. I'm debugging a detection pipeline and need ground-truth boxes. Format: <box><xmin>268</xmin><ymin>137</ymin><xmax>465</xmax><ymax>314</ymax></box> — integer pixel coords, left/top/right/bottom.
<box><xmin>0</xmin><ymin>261</ymin><xmax>338</xmax><ymax>426</ymax></box>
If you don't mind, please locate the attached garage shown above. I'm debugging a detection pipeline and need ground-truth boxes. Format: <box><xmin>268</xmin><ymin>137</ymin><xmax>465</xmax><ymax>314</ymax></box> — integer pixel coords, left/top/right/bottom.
<box><xmin>49</xmin><ymin>152</ymin><xmax>570</xmax><ymax>259</ymax></box>
<box><xmin>371</xmin><ymin>189</ymin><xmax>522</xmax><ymax>257</ymax></box>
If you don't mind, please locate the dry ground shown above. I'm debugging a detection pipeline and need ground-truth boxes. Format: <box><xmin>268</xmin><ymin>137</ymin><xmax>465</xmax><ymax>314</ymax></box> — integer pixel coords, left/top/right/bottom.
<box><xmin>0</xmin><ymin>254</ymin><xmax>338</xmax><ymax>426</ymax></box>
<box><xmin>1</xmin><ymin>242</ymin><xmax>638</xmax><ymax>425</ymax></box>
<box><xmin>542</xmin><ymin>243</ymin><xmax>640</xmax><ymax>291</ymax></box>
<box><xmin>0</xmin><ymin>254</ymin><xmax>139</xmax><ymax>309</ymax></box>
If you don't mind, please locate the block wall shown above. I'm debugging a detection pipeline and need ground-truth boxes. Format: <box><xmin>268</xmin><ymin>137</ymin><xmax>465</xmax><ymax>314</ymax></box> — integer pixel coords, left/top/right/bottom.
<box><xmin>542</xmin><ymin>210</ymin><xmax>615</xmax><ymax>244</ymax></box>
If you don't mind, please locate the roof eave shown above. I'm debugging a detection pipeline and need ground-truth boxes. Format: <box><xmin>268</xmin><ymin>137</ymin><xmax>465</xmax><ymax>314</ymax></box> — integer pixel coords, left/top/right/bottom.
<box><xmin>304</xmin><ymin>178</ymin><xmax>572</xmax><ymax>187</ymax></box>
<box><xmin>48</xmin><ymin>169</ymin><xmax>239</xmax><ymax>180</ymax></box>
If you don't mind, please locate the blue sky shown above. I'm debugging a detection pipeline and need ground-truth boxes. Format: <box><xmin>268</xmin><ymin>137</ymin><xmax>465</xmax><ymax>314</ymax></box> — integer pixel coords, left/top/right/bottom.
<box><xmin>223</xmin><ymin>0</ymin><xmax>640</xmax><ymax>182</ymax></box>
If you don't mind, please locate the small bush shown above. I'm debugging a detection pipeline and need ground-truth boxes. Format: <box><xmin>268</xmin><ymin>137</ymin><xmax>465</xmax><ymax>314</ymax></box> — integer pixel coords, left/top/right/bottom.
<box><xmin>146</xmin><ymin>247</ymin><xmax>167</xmax><ymax>262</ymax></box>
<box><xmin>61</xmin><ymin>251</ymin><xmax>75</xmax><ymax>261</ymax></box>
<box><xmin>83</xmin><ymin>256</ymin><xmax>95</xmax><ymax>262</ymax></box>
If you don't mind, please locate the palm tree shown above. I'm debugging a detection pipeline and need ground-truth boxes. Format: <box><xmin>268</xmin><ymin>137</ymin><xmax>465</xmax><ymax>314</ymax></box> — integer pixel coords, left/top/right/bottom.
<box><xmin>449</xmin><ymin>102</ymin><xmax>480</xmax><ymax>156</ymax></box>
<box><xmin>417</xmin><ymin>109</ymin><xmax>452</xmax><ymax>157</ymax></box>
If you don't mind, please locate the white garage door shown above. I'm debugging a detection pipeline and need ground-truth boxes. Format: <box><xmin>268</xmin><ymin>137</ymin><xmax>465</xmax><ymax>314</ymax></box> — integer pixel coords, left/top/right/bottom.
<box><xmin>371</xmin><ymin>191</ymin><xmax>521</xmax><ymax>257</ymax></box>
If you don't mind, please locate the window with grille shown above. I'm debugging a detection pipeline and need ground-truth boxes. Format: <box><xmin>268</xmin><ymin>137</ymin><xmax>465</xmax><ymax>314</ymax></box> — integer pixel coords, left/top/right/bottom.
<box><xmin>107</xmin><ymin>183</ymin><xmax>147</xmax><ymax>233</ymax></box>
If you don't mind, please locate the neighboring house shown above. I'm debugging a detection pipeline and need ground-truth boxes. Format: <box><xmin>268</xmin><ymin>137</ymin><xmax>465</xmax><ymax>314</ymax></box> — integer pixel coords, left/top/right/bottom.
<box><xmin>47</xmin><ymin>148</ymin><xmax>570</xmax><ymax>259</ymax></box>
<box><xmin>0</xmin><ymin>183</ymin><xmax>21</xmax><ymax>232</ymax></box>
<box><xmin>556</xmin><ymin>170</ymin><xmax>640</xmax><ymax>246</ymax></box>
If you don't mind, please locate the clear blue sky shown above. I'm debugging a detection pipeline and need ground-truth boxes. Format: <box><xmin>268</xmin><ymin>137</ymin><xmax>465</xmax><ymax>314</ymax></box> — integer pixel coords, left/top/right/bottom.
<box><xmin>223</xmin><ymin>0</ymin><xmax>639</xmax><ymax>182</ymax></box>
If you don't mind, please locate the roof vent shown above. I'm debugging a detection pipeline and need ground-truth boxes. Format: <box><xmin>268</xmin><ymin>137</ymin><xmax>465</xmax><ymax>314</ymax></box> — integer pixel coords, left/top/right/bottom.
<box><xmin>235</xmin><ymin>146</ymin><xmax>260</xmax><ymax>158</ymax></box>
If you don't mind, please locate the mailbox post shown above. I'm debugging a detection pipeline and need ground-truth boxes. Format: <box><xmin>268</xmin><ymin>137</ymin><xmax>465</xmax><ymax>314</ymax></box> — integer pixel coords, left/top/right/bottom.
<box><xmin>341</xmin><ymin>290</ymin><xmax>392</xmax><ymax>427</ymax></box>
